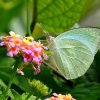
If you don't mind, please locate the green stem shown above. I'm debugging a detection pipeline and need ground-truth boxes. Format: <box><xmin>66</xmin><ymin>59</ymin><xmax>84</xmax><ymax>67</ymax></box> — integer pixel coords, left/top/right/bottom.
<box><xmin>31</xmin><ymin>0</ymin><xmax>37</xmax><ymax>32</ymax></box>
<box><xmin>25</xmin><ymin>91</ymin><xmax>34</xmax><ymax>100</ymax></box>
<box><xmin>5</xmin><ymin>70</ymin><xmax>16</xmax><ymax>96</ymax></box>
<box><xmin>5</xmin><ymin>60</ymin><xmax>19</xmax><ymax>97</ymax></box>
<box><xmin>26</xmin><ymin>0</ymin><xmax>31</xmax><ymax>36</ymax></box>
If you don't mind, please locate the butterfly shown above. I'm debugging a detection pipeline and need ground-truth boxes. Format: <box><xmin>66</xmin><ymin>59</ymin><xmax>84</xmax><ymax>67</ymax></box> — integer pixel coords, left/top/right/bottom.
<box><xmin>47</xmin><ymin>28</ymin><xmax>100</xmax><ymax>80</ymax></box>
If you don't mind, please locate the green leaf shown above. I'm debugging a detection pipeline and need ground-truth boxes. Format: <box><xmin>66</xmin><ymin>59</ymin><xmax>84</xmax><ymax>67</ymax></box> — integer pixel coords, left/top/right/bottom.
<box><xmin>13</xmin><ymin>75</ymin><xmax>31</xmax><ymax>92</ymax></box>
<box><xmin>49</xmin><ymin>28</ymin><xmax>100</xmax><ymax>79</ymax></box>
<box><xmin>0</xmin><ymin>79</ymin><xmax>7</xmax><ymax>89</ymax></box>
<box><xmin>0</xmin><ymin>94</ymin><xmax>6</xmax><ymax>100</ymax></box>
<box><xmin>32</xmin><ymin>0</ymin><xmax>86</xmax><ymax>36</ymax></box>
<box><xmin>11</xmin><ymin>89</ymin><xmax>22</xmax><ymax>100</ymax></box>
<box><xmin>0</xmin><ymin>55</ymin><xmax>15</xmax><ymax>68</ymax></box>
<box><xmin>71</xmin><ymin>83</ymin><xmax>100</xmax><ymax>100</ymax></box>
<box><xmin>0</xmin><ymin>79</ymin><xmax>6</xmax><ymax>95</ymax></box>
<box><xmin>0</xmin><ymin>79</ymin><xmax>15</xmax><ymax>99</ymax></box>
<box><xmin>0</xmin><ymin>70</ymin><xmax>31</xmax><ymax>92</ymax></box>
<box><xmin>21</xmin><ymin>93</ymin><xmax>41</xmax><ymax>100</ymax></box>
<box><xmin>0</xmin><ymin>47</ymin><xmax>15</xmax><ymax>81</ymax></box>
<box><xmin>32</xmin><ymin>23</ymin><xmax>47</xmax><ymax>39</ymax></box>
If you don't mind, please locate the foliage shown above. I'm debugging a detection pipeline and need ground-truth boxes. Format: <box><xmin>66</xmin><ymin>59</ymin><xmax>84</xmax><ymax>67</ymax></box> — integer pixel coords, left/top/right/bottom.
<box><xmin>32</xmin><ymin>0</ymin><xmax>86</xmax><ymax>36</ymax></box>
<box><xmin>71</xmin><ymin>83</ymin><xmax>100</xmax><ymax>100</ymax></box>
<box><xmin>0</xmin><ymin>0</ymin><xmax>100</xmax><ymax>100</ymax></box>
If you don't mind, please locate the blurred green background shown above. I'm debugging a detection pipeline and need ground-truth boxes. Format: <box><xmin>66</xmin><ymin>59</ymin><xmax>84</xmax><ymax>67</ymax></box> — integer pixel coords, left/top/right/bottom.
<box><xmin>0</xmin><ymin>0</ymin><xmax>100</xmax><ymax>100</ymax></box>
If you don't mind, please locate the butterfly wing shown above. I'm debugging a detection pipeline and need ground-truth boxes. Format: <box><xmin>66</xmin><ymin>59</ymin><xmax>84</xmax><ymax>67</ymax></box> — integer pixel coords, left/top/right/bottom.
<box><xmin>49</xmin><ymin>28</ymin><xmax>100</xmax><ymax>79</ymax></box>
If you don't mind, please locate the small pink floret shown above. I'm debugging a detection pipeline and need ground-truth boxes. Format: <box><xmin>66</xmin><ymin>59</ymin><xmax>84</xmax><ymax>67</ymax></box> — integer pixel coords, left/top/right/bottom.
<box><xmin>0</xmin><ymin>42</ymin><xmax>4</xmax><ymax>46</ymax></box>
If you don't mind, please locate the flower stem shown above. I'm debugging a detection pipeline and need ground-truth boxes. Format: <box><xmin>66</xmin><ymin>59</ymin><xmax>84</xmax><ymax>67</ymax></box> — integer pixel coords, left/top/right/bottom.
<box><xmin>5</xmin><ymin>70</ymin><xmax>16</xmax><ymax>96</ymax></box>
<box><xmin>5</xmin><ymin>61</ymin><xmax>19</xmax><ymax>97</ymax></box>
<box><xmin>26</xmin><ymin>0</ymin><xmax>31</xmax><ymax>36</ymax></box>
<box><xmin>25</xmin><ymin>91</ymin><xmax>34</xmax><ymax>100</ymax></box>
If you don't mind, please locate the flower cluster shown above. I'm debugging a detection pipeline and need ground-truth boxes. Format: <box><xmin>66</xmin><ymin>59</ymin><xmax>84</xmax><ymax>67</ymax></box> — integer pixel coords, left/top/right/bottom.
<box><xmin>45</xmin><ymin>93</ymin><xmax>76</xmax><ymax>100</ymax></box>
<box><xmin>0</xmin><ymin>31</ymin><xmax>48</xmax><ymax>75</ymax></box>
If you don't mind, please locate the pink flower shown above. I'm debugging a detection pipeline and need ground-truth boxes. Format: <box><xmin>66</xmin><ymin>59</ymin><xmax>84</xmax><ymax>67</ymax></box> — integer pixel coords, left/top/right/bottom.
<box><xmin>0</xmin><ymin>42</ymin><xmax>4</xmax><ymax>46</ymax></box>
<box><xmin>0</xmin><ymin>31</ymin><xmax>48</xmax><ymax>75</ymax></box>
<box><xmin>23</xmin><ymin>53</ymin><xmax>32</xmax><ymax>62</ymax></box>
<box><xmin>7</xmin><ymin>46</ymin><xmax>19</xmax><ymax>57</ymax></box>
<box><xmin>45</xmin><ymin>93</ymin><xmax>75</xmax><ymax>100</ymax></box>
<box><xmin>34</xmin><ymin>68</ymin><xmax>40</xmax><ymax>74</ymax></box>
<box><xmin>22</xmin><ymin>45</ymin><xmax>32</xmax><ymax>54</ymax></box>
<box><xmin>0</xmin><ymin>36</ymin><xmax>4</xmax><ymax>39</ymax></box>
